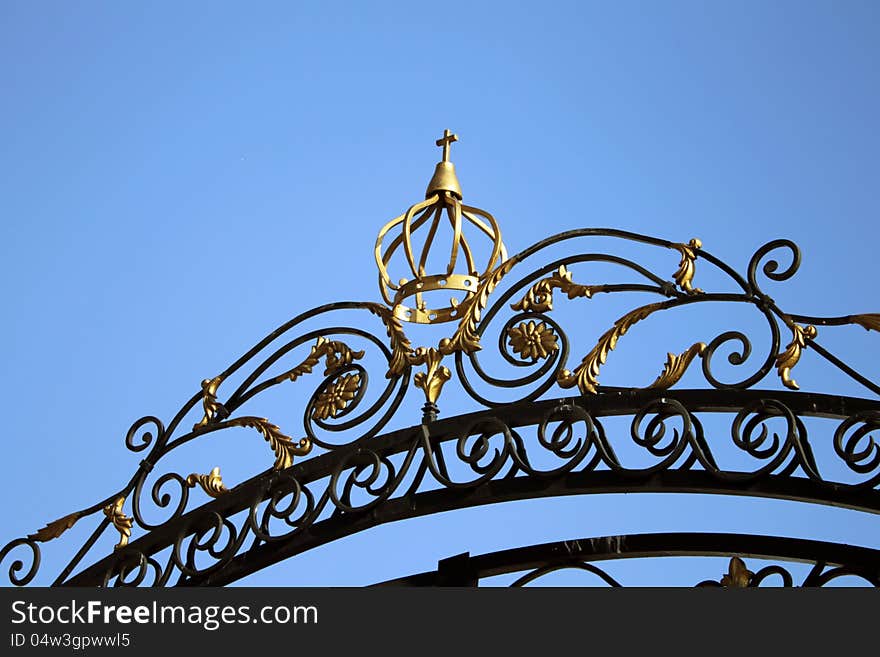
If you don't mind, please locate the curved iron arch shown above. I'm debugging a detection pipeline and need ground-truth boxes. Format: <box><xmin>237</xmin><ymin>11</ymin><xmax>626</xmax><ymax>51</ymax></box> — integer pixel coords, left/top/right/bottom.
<box><xmin>3</xmin><ymin>188</ymin><xmax>880</xmax><ymax>587</ymax></box>
<box><xmin>374</xmin><ymin>532</ymin><xmax>880</xmax><ymax>587</ymax></box>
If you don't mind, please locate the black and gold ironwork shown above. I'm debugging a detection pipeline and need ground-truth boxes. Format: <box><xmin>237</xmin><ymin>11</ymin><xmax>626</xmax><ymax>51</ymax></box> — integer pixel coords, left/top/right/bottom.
<box><xmin>2</xmin><ymin>131</ymin><xmax>878</xmax><ymax>587</ymax></box>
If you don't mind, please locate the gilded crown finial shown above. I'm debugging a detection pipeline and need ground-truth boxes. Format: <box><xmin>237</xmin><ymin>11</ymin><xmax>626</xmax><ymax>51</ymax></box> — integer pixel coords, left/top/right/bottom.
<box><xmin>375</xmin><ymin>130</ymin><xmax>506</xmax><ymax>326</ymax></box>
<box><xmin>436</xmin><ymin>129</ymin><xmax>458</xmax><ymax>163</ymax></box>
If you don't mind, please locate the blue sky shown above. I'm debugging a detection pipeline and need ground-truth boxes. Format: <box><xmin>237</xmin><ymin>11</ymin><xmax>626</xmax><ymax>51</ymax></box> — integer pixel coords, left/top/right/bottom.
<box><xmin>1</xmin><ymin>1</ymin><xmax>878</xmax><ymax>586</ymax></box>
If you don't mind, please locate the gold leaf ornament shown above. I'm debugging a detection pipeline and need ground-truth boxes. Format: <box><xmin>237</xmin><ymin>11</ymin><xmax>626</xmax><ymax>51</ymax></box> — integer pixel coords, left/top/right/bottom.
<box><xmin>410</xmin><ymin>347</ymin><xmax>452</xmax><ymax>405</ymax></box>
<box><xmin>649</xmin><ymin>342</ymin><xmax>707</xmax><ymax>389</ymax></box>
<box><xmin>313</xmin><ymin>373</ymin><xmax>362</xmax><ymax>421</ymax></box>
<box><xmin>439</xmin><ymin>257</ymin><xmax>519</xmax><ymax>356</ymax></box>
<box><xmin>719</xmin><ymin>557</ymin><xmax>754</xmax><ymax>588</ymax></box>
<box><xmin>285</xmin><ymin>336</ymin><xmax>365</xmax><ymax>382</ymax></box>
<box><xmin>558</xmin><ymin>303</ymin><xmax>664</xmax><ymax>395</ymax></box>
<box><xmin>510</xmin><ymin>265</ymin><xmax>602</xmax><ymax>313</ymax></box>
<box><xmin>775</xmin><ymin>323</ymin><xmax>817</xmax><ymax>390</ymax></box>
<box><xmin>671</xmin><ymin>238</ymin><xmax>704</xmax><ymax>295</ymax></box>
<box><xmin>367</xmin><ymin>303</ymin><xmax>414</xmax><ymax>377</ymax></box>
<box><xmin>851</xmin><ymin>314</ymin><xmax>880</xmax><ymax>332</ymax></box>
<box><xmin>508</xmin><ymin>321</ymin><xmax>559</xmax><ymax>361</ymax></box>
<box><xmin>224</xmin><ymin>417</ymin><xmax>311</xmax><ymax>470</ymax></box>
<box><xmin>185</xmin><ymin>467</ymin><xmax>230</xmax><ymax>498</ymax></box>
<box><xmin>194</xmin><ymin>375</ymin><xmax>226</xmax><ymax>428</ymax></box>
<box><xmin>28</xmin><ymin>511</ymin><xmax>82</xmax><ymax>543</ymax></box>
<box><xmin>103</xmin><ymin>497</ymin><xmax>133</xmax><ymax>551</ymax></box>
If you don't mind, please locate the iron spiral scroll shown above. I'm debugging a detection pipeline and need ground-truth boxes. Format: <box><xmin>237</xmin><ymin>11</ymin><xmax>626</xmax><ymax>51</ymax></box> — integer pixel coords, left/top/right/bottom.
<box><xmin>2</xmin><ymin>226</ymin><xmax>878</xmax><ymax>587</ymax></box>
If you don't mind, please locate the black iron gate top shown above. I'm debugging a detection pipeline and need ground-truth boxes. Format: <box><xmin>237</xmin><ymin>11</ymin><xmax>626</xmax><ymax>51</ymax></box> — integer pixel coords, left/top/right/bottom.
<box><xmin>3</xmin><ymin>131</ymin><xmax>879</xmax><ymax>587</ymax></box>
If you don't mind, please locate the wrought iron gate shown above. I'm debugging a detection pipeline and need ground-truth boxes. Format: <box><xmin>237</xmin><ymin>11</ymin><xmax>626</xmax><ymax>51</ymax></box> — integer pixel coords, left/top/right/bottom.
<box><xmin>4</xmin><ymin>131</ymin><xmax>878</xmax><ymax>587</ymax></box>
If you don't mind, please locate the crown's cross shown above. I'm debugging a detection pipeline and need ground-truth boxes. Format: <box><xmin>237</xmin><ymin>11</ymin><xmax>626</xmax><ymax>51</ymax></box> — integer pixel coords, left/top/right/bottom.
<box><xmin>436</xmin><ymin>129</ymin><xmax>458</xmax><ymax>163</ymax></box>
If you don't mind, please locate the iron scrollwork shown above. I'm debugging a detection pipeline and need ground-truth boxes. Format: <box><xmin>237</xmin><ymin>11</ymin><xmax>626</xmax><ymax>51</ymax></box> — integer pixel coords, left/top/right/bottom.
<box><xmin>2</xmin><ymin>131</ymin><xmax>878</xmax><ymax>587</ymax></box>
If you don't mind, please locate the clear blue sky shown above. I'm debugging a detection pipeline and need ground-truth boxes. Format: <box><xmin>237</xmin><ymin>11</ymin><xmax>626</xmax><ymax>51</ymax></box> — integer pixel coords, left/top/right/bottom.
<box><xmin>1</xmin><ymin>1</ymin><xmax>878</xmax><ymax>586</ymax></box>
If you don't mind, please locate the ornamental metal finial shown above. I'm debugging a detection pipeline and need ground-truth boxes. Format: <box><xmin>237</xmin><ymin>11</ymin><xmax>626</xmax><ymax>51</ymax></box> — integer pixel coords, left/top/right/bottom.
<box><xmin>436</xmin><ymin>129</ymin><xmax>458</xmax><ymax>162</ymax></box>
<box><xmin>375</xmin><ymin>130</ymin><xmax>506</xmax><ymax>326</ymax></box>
<box><xmin>426</xmin><ymin>128</ymin><xmax>462</xmax><ymax>199</ymax></box>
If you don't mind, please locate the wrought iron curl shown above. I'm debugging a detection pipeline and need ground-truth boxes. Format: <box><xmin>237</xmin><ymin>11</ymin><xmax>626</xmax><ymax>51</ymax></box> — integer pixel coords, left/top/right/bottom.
<box><xmin>511</xmin><ymin>563</ymin><xmax>623</xmax><ymax>587</ymax></box>
<box><xmin>623</xmin><ymin>398</ymin><xmax>695</xmax><ymax>472</ymax></box>
<box><xmin>103</xmin><ymin>551</ymin><xmax>165</xmax><ymax>588</ymax></box>
<box><xmin>421</xmin><ymin>417</ymin><xmax>514</xmax><ymax>489</ymax></box>
<box><xmin>699</xmin><ymin>309</ymin><xmax>781</xmax><ymax>390</ymax></box>
<box><xmin>302</xmin><ymin>361</ymin><xmax>404</xmax><ymax>451</ymax></box>
<box><xmin>131</xmin><ymin>470</ymin><xmax>192</xmax><ymax>531</ymax></box>
<box><xmin>834</xmin><ymin>411</ymin><xmax>880</xmax><ymax>483</ymax></box>
<box><xmin>806</xmin><ymin>565</ymin><xmax>880</xmax><ymax>587</ymax></box>
<box><xmin>249</xmin><ymin>473</ymin><xmax>318</xmax><ymax>542</ymax></box>
<box><xmin>125</xmin><ymin>415</ymin><xmax>165</xmax><ymax>453</ymax></box>
<box><xmin>509</xmin><ymin>402</ymin><xmax>600</xmax><ymax>478</ymax></box>
<box><xmin>750</xmin><ymin>565</ymin><xmax>795</xmax><ymax>587</ymax></box>
<box><xmin>0</xmin><ymin>538</ymin><xmax>41</xmax><ymax>587</ymax></box>
<box><xmin>747</xmin><ymin>239</ymin><xmax>801</xmax><ymax>294</ymax></box>
<box><xmin>172</xmin><ymin>511</ymin><xmax>245</xmax><ymax>579</ymax></box>
<box><xmin>727</xmin><ymin>399</ymin><xmax>820</xmax><ymax>481</ymax></box>
<box><xmin>455</xmin><ymin>300</ymin><xmax>571</xmax><ymax>408</ymax></box>
<box><xmin>328</xmin><ymin>445</ymin><xmax>411</xmax><ymax>513</ymax></box>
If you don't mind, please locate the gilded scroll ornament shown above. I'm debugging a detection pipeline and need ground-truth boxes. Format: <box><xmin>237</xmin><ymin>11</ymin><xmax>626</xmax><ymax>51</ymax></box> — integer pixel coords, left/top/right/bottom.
<box><xmin>508</xmin><ymin>321</ymin><xmax>559</xmax><ymax>361</ymax></box>
<box><xmin>28</xmin><ymin>512</ymin><xmax>82</xmax><ymax>543</ymax></box>
<box><xmin>719</xmin><ymin>557</ymin><xmax>754</xmax><ymax>588</ymax></box>
<box><xmin>852</xmin><ymin>314</ymin><xmax>880</xmax><ymax>332</ymax></box>
<box><xmin>367</xmin><ymin>303</ymin><xmax>414</xmax><ymax>377</ymax></box>
<box><xmin>649</xmin><ymin>342</ymin><xmax>707</xmax><ymax>389</ymax></box>
<box><xmin>776</xmin><ymin>323</ymin><xmax>818</xmax><ymax>390</ymax></box>
<box><xmin>185</xmin><ymin>467</ymin><xmax>229</xmax><ymax>498</ymax></box>
<box><xmin>671</xmin><ymin>238</ymin><xmax>704</xmax><ymax>295</ymax></box>
<box><xmin>558</xmin><ymin>303</ymin><xmax>664</xmax><ymax>394</ymax></box>
<box><xmin>103</xmin><ymin>497</ymin><xmax>133</xmax><ymax>551</ymax></box>
<box><xmin>285</xmin><ymin>336</ymin><xmax>365</xmax><ymax>382</ymax></box>
<box><xmin>439</xmin><ymin>257</ymin><xmax>519</xmax><ymax>356</ymax></box>
<box><xmin>410</xmin><ymin>347</ymin><xmax>452</xmax><ymax>405</ymax></box>
<box><xmin>511</xmin><ymin>265</ymin><xmax>603</xmax><ymax>313</ymax></box>
<box><xmin>224</xmin><ymin>417</ymin><xmax>311</xmax><ymax>470</ymax></box>
<box><xmin>194</xmin><ymin>338</ymin><xmax>364</xmax><ymax>431</ymax></box>
<box><xmin>194</xmin><ymin>376</ymin><xmax>226</xmax><ymax>429</ymax></box>
<box><xmin>313</xmin><ymin>373</ymin><xmax>362</xmax><ymax>421</ymax></box>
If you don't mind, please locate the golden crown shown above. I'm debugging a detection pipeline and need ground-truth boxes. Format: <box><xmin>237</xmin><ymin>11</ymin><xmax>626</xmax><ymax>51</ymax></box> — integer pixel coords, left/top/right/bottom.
<box><xmin>375</xmin><ymin>130</ymin><xmax>507</xmax><ymax>324</ymax></box>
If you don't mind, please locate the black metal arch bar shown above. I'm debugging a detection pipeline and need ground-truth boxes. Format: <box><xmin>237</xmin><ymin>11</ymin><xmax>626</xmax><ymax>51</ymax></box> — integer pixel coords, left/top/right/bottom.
<box><xmin>58</xmin><ymin>388</ymin><xmax>880</xmax><ymax>587</ymax></box>
<box><xmin>373</xmin><ymin>533</ymin><xmax>880</xmax><ymax>587</ymax></box>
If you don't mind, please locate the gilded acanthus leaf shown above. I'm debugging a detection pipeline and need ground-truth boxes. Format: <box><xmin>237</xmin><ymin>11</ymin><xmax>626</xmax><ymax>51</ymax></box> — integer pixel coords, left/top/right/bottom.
<box><xmin>28</xmin><ymin>511</ymin><xmax>82</xmax><ymax>543</ymax></box>
<box><xmin>719</xmin><ymin>557</ymin><xmax>754</xmax><ymax>588</ymax></box>
<box><xmin>284</xmin><ymin>336</ymin><xmax>365</xmax><ymax>382</ymax></box>
<box><xmin>103</xmin><ymin>497</ymin><xmax>133</xmax><ymax>551</ymax></box>
<box><xmin>410</xmin><ymin>347</ymin><xmax>451</xmax><ymax>405</ymax></box>
<box><xmin>439</xmin><ymin>256</ymin><xmax>519</xmax><ymax>356</ymax></box>
<box><xmin>194</xmin><ymin>375</ymin><xmax>226</xmax><ymax>429</ymax></box>
<box><xmin>648</xmin><ymin>342</ymin><xmax>707</xmax><ymax>389</ymax></box>
<box><xmin>671</xmin><ymin>238</ymin><xmax>704</xmax><ymax>295</ymax></box>
<box><xmin>185</xmin><ymin>467</ymin><xmax>229</xmax><ymax>498</ymax></box>
<box><xmin>510</xmin><ymin>265</ymin><xmax>603</xmax><ymax>313</ymax></box>
<box><xmin>225</xmin><ymin>417</ymin><xmax>311</xmax><ymax>470</ymax></box>
<box><xmin>507</xmin><ymin>321</ymin><xmax>559</xmax><ymax>361</ymax></box>
<box><xmin>367</xmin><ymin>303</ymin><xmax>414</xmax><ymax>377</ymax></box>
<box><xmin>312</xmin><ymin>373</ymin><xmax>361</xmax><ymax>421</ymax></box>
<box><xmin>851</xmin><ymin>314</ymin><xmax>880</xmax><ymax>332</ymax></box>
<box><xmin>558</xmin><ymin>303</ymin><xmax>664</xmax><ymax>394</ymax></box>
<box><xmin>775</xmin><ymin>323</ymin><xmax>817</xmax><ymax>391</ymax></box>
